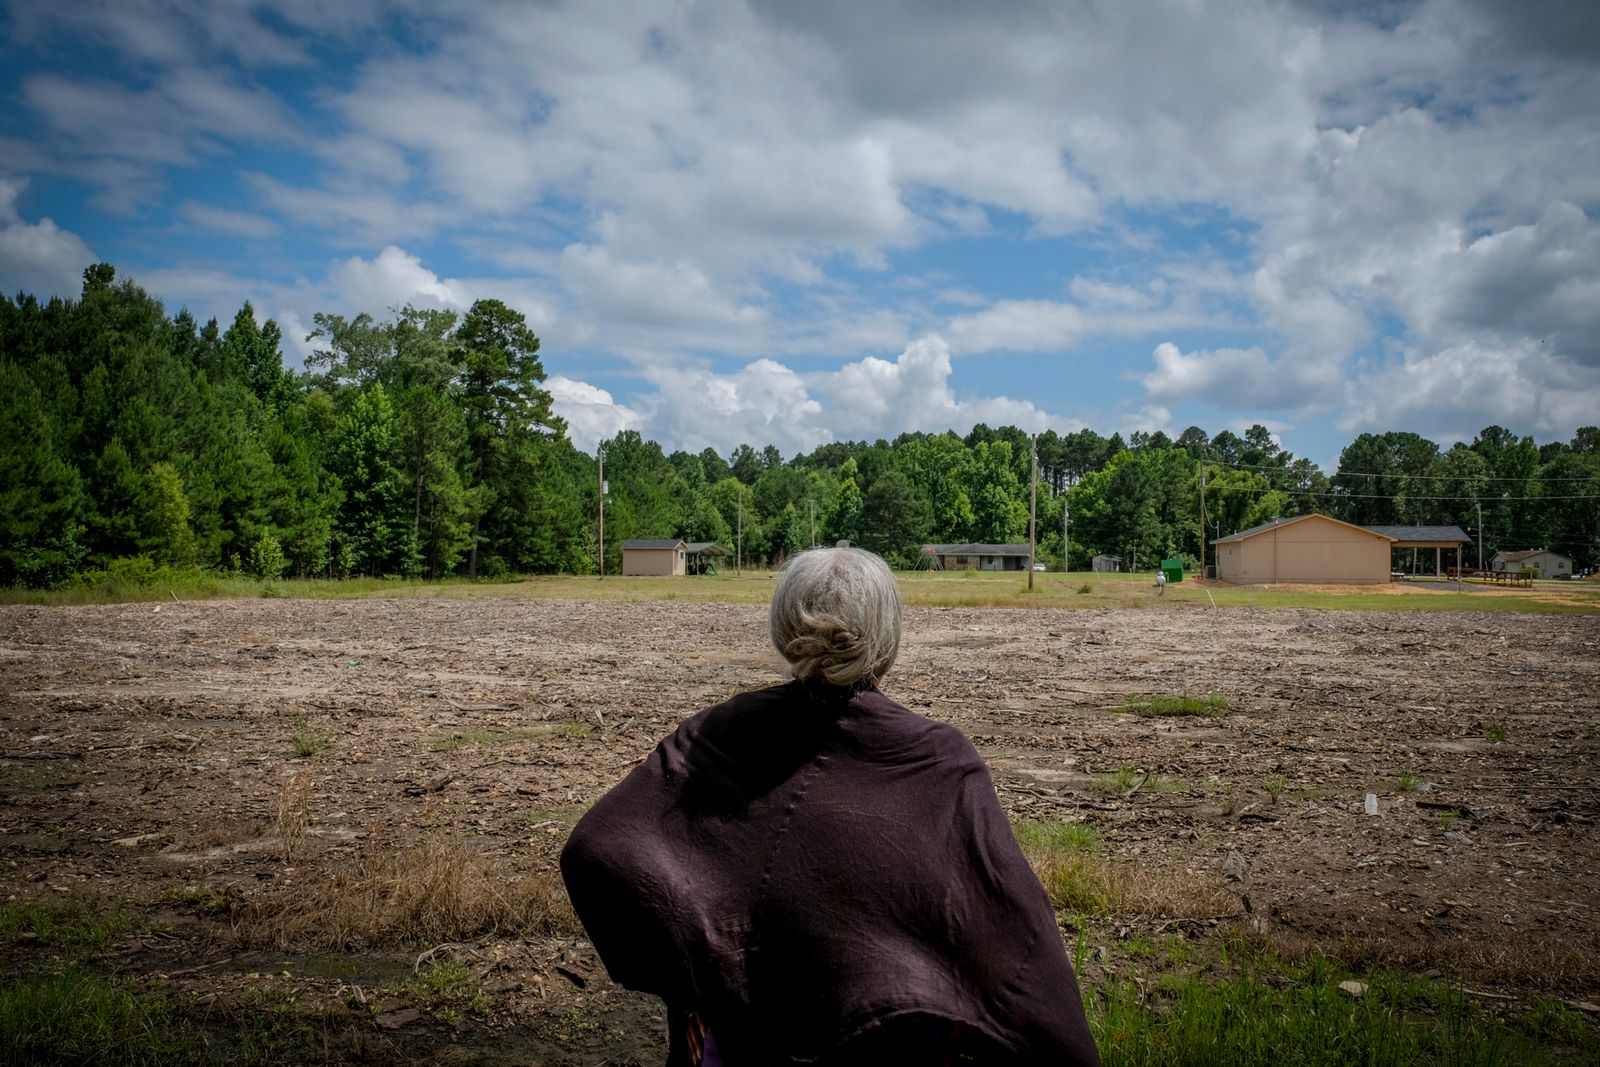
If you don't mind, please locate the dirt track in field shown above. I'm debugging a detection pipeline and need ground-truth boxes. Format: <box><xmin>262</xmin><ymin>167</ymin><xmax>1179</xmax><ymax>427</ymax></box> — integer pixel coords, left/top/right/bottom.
<box><xmin>2</xmin><ymin>596</ymin><xmax>1598</xmax><ymax>1062</ymax></box>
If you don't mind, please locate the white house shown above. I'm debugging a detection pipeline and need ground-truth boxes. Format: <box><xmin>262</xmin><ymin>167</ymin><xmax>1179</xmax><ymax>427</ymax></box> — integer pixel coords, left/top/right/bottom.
<box><xmin>1490</xmin><ymin>548</ymin><xmax>1573</xmax><ymax>579</ymax></box>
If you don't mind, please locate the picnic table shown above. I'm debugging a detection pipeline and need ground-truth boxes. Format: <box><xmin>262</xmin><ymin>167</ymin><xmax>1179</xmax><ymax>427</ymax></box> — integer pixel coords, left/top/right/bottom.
<box><xmin>1462</xmin><ymin>569</ymin><xmax>1532</xmax><ymax>587</ymax></box>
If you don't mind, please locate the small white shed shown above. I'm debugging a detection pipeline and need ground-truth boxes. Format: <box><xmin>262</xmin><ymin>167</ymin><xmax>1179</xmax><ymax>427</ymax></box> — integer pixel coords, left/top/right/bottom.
<box><xmin>621</xmin><ymin>539</ymin><xmax>687</xmax><ymax>576</ymax></box>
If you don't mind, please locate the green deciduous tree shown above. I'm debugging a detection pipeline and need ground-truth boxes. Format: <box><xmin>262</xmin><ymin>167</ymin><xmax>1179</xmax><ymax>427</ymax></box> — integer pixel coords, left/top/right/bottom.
<box><xmin>823</xmin><ymin>459</ymin><xmax>865</xmax><ymax>546</ymax></box>
<box><xmin>330</xmin><ymin>383</ymin><xmax>415</xmax><ymax>576</ymax></box>
<box><xmin>136</xmin><ymin>461</ymin><xmax>196</xmax><ymax>565</ymax></box>
<box><xmin>861</xmin><ymin>468</ymin><xmax>930</xmax><ymax>567</ymax></box>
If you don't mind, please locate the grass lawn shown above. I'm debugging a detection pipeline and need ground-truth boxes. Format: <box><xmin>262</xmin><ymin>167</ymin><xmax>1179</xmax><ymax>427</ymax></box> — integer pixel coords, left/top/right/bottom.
<box><xmin>5</xmin><ymin>566</ymin><xmax>1598</xmax><ymax>614</ymax></box>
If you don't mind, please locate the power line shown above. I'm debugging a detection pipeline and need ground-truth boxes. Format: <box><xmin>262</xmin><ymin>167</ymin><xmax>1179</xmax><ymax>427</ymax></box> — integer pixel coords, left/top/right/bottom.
<box><xmin>1204</xmin><ymin>457</ymin><xmax>1598</xmax><ymax>483</ymax></box>
<box><xmin>1198</xmin><ymin>479</ymin><xmax>1600</xmax><ymax>501</ymax></box>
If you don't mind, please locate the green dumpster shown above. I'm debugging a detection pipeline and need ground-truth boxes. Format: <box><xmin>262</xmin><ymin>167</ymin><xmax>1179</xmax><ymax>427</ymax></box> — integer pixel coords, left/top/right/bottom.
<box><xmin>1160</xmin><ymin>558</ymin><xmax>1184</xmax><ymax>583</ymax></box>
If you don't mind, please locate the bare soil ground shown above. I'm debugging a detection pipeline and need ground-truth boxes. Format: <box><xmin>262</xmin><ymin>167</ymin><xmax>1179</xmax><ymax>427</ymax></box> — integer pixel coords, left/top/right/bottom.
<box><xmin>2</xmin><ymin>596</ymin><xmax>1598</xmax><ymax>1063</ymax></box>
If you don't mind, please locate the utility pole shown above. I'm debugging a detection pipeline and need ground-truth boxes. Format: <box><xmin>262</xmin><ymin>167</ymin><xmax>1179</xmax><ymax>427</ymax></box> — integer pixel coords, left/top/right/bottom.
<box><xmin>1199</xmin><ymin>464</ymin><xmax>1208</xmax><ymax>579</ymax></box>
<box><xmin>1476</xmin><ymin>500</ymin><xmax>1483</xmax><ymax>572</ymax></box>
<box><xmin>1028</xmin><ymin>435</ymin><xmax>1038</xmax><ymax>590</ymax></box>
<box><xmin>736</xmin><ymin>490</ymin><xmax>743</xmax><ymax>576</ymax></box>
<box><xmin>597</xmin><ymin>446</ymin><xmax>606</xmax><ymax>579</ymax></box>
<box><xmin>809</xmin><ymin>498</ymin><xmax>816</xmax><ymax>548</ymax></box>
<box><xmin>1063</xmin><ymin>498</ymin><xmax>1070</xmax><ymax>573</ymax></box>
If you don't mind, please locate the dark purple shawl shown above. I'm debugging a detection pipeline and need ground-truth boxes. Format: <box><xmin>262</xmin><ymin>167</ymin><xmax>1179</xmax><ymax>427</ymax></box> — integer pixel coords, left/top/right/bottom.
<box><xmin>560</xmin><ymin>680</ymin><xmax>1101</xmax><ymax>1066</ymax></box>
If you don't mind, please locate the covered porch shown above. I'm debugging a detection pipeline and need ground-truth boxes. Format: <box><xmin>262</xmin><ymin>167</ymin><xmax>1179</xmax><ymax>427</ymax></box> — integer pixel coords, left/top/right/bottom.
<box><xmin>1363</xmin><ymin>525</ymin><xmax>1470</xmax><ymax>578</ymax></box>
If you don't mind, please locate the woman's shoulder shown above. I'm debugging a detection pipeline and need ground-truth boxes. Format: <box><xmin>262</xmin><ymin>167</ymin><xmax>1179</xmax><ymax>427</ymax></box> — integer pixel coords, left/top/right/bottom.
<box><xmin>844</xmin><ymin>687</ymin><xmax>987</xmax><ymax>769</ymax></box>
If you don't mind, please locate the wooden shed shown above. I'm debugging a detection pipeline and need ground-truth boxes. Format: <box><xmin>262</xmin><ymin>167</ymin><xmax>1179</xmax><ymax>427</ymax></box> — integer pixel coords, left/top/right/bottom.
<box><xmin>921</xmin><ymin>543</ymin><xmax>1032</xmax><ymax>571</ymax></box>
<box><xmin>1491</xmin><ymin>548</ymin><xmax>1572</xmax><ymax>579</ymax></box>
<box><xmin>1214</xmin><ymin>514</ymin><xmax>1394</xmax><ymax>584</ymax></box>
<box><xmin>621</xmin><ymin>539</ymin><xmax>686</xmax><ymax>576</ymax></box>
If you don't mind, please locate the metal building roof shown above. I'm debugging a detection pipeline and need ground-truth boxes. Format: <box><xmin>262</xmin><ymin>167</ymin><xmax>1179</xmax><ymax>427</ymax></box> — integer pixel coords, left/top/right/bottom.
<box><xmin>922</xmin><ymin>543</ymin><xmax>1034</xmax><ymax>556</ymax></box>
<box><xmin>1363</xmin><ymin>525</ymin><xmax>1469</xmax><ymax>543</ymax></box>
<box><xmin>1213</xmin><ymin>514</ymin><xmax>1393</xmax><ymax>544</ymax></box>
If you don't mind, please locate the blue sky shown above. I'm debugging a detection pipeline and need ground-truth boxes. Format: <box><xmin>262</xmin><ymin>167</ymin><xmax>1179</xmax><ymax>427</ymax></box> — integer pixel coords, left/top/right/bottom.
<box><xmin>2</xmin><ymin>0</ymin><xmax>1597</xmax><ymax>470</ymax></box>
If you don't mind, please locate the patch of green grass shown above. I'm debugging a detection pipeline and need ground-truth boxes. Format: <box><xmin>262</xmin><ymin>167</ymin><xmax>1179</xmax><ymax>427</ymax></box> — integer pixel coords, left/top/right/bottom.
<box><xmin>1077</xmin><ymin>582</ymin><xmax>1095</xmax><ymax>594</ymax></box>
<box><xmin>1397</xmin><ymin>770</ymin><xmax>1424</xmax><ymax>793</ymax></box>
<box><xmin>0</xmin><ymin>896</ymin><xmax>130</xmax><ymax>952</ymax></box>
<box><xmin>1263</xmin><ymin>775</ymin><xmax>1287</xmax><ymax>803</ymax></box>
<box><xmin>0</xmin><ymin>965</ymin><xmax>195</xmax><ymax>1066</ymax></box>
<box><xmin>1013</xmin><ymin>817</ymin><xmax>1102</xmax><ymax>855</ymax></box>
<box><xmin>1119</xmin><ymin>934</ymin><xmax>1162</xmax><ymax>958</ymax></box>
<box><xmin>1436</xmin><ymin>807</ymin><xmax>1465</xmax><ymax>830</ymax></box>
<box><xmin>289</xmin><ymin>715</ymin><xmax>330</xmax><ymax>759</ymax></box>
<box><xmin>1191</xmin><ymin>583</ymin><xmax>1599</xmax><ymax>616</ymax></box>
<box><xmin>163</xmin><ymin>884</ymin><xmax>239</xmax><ymax>917</ymax></box>
<box><xmin>398</xmin><ymin>959</ymin><xmax>492</xmax><ymax>1019</ymax></box>
<box><xmin>554</xmin><ymin>1006</ymin><xmax>601</xmax><ymax>1041</ymax></box>
<box><xmin>1091</xmin><ymin>767</ymin><xmax>1183</xmax><ymax>795</ymax></box>
<box><xmin>1093</xmin><ymin>767</ymin><xmax>1142</xmax><ymax>793</ymax></box>
<box><xmin>1123</xmin><ymin>693</ymin><xmax>1229</xmax><ymax>718</ymax></box>
<box><xmin>1515</xmin><ymin>996</ymin><xmax>1594</xmax><ymax>1047</ymax></box>
<box><xmin>1082</xmin><ymin>936</ymin><xmax>1597</xmax><ymax>1067</ymax></box>
<box><xmin>1485</xmin><ymin>723</ymin><xmax>1510</xmax><ymax>743</ymax></box>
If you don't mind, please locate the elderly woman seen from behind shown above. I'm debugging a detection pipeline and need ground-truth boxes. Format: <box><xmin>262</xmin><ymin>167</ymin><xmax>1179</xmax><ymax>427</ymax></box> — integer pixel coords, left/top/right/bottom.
<box><xmin>561</xmin><ymin>547</ymin><xmax>1101</xmax><ymax>1066</ymax></box>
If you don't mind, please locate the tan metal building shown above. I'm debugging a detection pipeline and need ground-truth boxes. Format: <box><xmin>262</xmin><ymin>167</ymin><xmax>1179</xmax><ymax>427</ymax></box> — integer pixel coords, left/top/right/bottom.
<box><xmin>621</xmin><ymin>539</ymin><xmax>686</xmax><ymax>576</ymax></box>
<box><xmin>1214</xmin><ymin>514</ymin><xmax>1395</xmax><ymax>584</ymax></box>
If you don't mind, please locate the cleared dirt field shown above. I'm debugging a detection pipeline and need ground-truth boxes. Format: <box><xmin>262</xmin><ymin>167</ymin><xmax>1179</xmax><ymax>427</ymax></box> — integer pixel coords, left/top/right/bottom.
<box><xmin>2</xmin><ymin>595</ymin><xmax>1598</xmax><ymax>1063</ymax></box>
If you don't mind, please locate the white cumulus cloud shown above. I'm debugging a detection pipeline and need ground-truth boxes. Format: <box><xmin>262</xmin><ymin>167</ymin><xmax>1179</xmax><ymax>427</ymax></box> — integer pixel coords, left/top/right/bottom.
<box><xmin>945</xmin><ymin>300</ymin><xmax>1087</xmax><ymax>353</ymax></box>
<box><xmin>327</xmin><ymin>246</ymin><xmax>473</xmax><ymax>315</ymax></box>
<box><xmin>1139</xmin><ymin>340</ymin><xmax>1339</xmax><ymax>410</ymax></box>
<box><xmin>612</xmin><ymin>334</ymin><xmax>1059</xmax><ymax>457</ymax></box>
<box><xmin>0</xmin><ymin>176</ymin><xmax>96</xmax><ymax>298</ymax></box>
<box><xmin>547</xmin><ymin>376</ymin><xmax>645</xmax><ymax>453</ymax></box>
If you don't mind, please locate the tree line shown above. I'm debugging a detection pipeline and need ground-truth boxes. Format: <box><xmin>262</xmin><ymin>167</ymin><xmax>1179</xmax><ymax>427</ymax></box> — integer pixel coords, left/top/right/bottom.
<box><xmin>2</xmin><ymin>266</ymin><xmax>1597</xmax><ymax>588</ymax></box>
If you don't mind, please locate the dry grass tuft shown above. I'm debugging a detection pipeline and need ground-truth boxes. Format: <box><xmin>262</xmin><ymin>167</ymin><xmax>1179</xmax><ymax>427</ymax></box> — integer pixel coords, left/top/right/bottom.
<box><xmin>1117</xmin><ymin>864</ymin><xmax>1239</xmax><ymax>920</ymax></box>
<box><xmin>241</xmin><ymin>837</ymin><xmax>577</xmax><ymax>950</ymax></box>
<box><xmin>1016</xmin><ymin>817</ymin><xmax>1237</xmax><ymax>920</ymax></box>
<box><xmin>272</xmin><ymin>773</ymin><xmax>311</xmax><ymax>860</ymax></box>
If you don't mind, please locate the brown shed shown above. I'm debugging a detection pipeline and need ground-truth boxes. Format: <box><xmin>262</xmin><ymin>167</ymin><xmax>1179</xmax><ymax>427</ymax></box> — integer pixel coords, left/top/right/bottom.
<box><xmin>1214</xmin><ymin>514</ymin><xmax>1394</xmax><ymax>584</ymax></box>
<box><xmin>621</xmin><ymin>539</ymin><xmax>687</xmax><ymax>576</ymax></box>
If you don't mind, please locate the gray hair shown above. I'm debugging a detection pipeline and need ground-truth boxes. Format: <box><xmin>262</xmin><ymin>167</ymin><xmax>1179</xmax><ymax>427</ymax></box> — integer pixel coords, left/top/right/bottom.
<box><xmin>770</xmin><ymin>547</ymin><xmax>901</xmax><ymax>688</ymax></box>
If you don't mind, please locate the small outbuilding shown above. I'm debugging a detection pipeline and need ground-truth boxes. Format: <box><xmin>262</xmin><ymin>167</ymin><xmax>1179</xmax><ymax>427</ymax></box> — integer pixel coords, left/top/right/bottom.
<box><xmin>922</xmin><ymin>544</ymin><xmax>1032</xmax><ymax>571</ymax></box>
<box><xmin>621</xmin><ymin>539</ymin><xmax>686</xmax><ymax>576</ymax></box>
<box><xmin>684</xmin><ymin>541</ymin><xmax>731</xmax><ymax>575</ymax></box>
<box><xmin>1491</xmin><ymin>548</ymin><xmax>1573</xmax><ymax>579</ymax></box>
<box><xmin>1214</xmin><ymin>514</ymin><xmax>1394</xmax><ymax>584</ymax></box>
<box><xmin>1091</xmin><ymin>554</ymin><xmax>1122</xmax><ymax>573</ymax></box>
